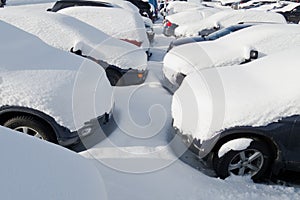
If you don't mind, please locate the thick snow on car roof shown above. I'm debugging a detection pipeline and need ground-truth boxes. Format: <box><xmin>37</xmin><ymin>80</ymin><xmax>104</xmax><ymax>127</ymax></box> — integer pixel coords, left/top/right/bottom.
<box><xmin>172</xmin><ymin>46</ymin><xmax>300</xmax><ymax>141</ymax></box>
<box><xmin>0</xmin><ymin>126</ymin><xmax>106</xmax><ymax>199</ymax></box>
<box><xmin>175</xmin><ymin>10</ymin><xmax>286</xmax><ymax>37</ymax></box>
<box><xmin>58</xmin><ymin>6</ymin><xmax>150</xmax><ymax>48</ymax></box>
<box><xmin>0</xmin><ymin>7</ymin><xmax>147</xmax><ymax>70</ymax></box>
<box><xmin>0</xmin><ymin>20</ymin><xmax>113</xmax><ymax>131</ymax></box>
<box><xmin>166</xmin><ymin>1</ymin><xmax>206</xmax><ymax>15</ymax></box>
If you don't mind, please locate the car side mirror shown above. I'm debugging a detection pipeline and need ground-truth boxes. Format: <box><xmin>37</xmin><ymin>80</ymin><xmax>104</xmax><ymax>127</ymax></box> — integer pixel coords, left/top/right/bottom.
<box><xmin>250</xmin><ymin>50</ymin><xmax>258</xmax><ymax>60</ymax></box>
<box><xmin>46</xmin><ymin>8</ymin><xmax>52</xmax><ymax>11</ymax></box>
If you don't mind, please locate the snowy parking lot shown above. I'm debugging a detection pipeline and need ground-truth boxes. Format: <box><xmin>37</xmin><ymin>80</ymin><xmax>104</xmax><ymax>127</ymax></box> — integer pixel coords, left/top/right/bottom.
<box><xmin>76</xmin><ymin>21</ymin><xmax>300</xmax><ymax>200</ymax></box>
<box><xmin>1</xmin><ymin>0</ymin><xmax>300</xmax><ymax>199</ymax></box>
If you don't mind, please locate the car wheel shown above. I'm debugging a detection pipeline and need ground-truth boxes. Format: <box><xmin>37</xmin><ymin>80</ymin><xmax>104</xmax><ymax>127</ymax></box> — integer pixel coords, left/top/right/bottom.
<box><xmin>3</xmin><ymin>116</ymin><xmax>58</xmax><ymax>143</ymax></box>
<box><xmin>106</xmin><ymin>68</ymin><xmax>123</xmax><ymax>86</ymax></box>
<box><xmin>214</xmin><ymin>139</ymin><xmax>272</xmax><ymax>181</ymax></box>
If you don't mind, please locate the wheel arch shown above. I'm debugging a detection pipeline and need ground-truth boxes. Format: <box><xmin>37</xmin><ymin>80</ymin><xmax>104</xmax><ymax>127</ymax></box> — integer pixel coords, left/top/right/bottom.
<box><xmin>0</xmin><ymin>105</ymin><xmax>67</xmax><ymax>140</ymax></box>
<box><xmin>212</xmin><ymin>131</ymin><xmax>280</xmax><ymax>161</ymax></box>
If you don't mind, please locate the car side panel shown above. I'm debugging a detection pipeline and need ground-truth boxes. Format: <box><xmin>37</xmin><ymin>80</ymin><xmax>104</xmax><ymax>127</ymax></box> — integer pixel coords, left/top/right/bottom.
<box><xmin>285</xmin><ymin>116</ymin><xmax>300</xmax><ymax>171</ymax></box>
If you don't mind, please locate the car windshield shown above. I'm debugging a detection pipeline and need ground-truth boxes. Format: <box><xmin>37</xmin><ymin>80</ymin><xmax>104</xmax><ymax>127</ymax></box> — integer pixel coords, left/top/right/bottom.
<box><xmin>207</xmin><ymin>28</ymin><xmax>232</xmax><ymax>40</ymax></box>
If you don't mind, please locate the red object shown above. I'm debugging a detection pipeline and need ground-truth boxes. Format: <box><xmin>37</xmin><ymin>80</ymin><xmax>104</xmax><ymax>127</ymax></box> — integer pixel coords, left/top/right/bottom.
<box><xmin>166</xmin><ymin>21</ymin><xmax>172</xmax><ymax>27</ymax></box>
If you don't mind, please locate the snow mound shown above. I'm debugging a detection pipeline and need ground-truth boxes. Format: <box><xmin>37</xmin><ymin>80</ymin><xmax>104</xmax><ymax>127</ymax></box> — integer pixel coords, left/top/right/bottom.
<box><xmin>0</xmin><ymin>126</ymin><xmax>106</xmax><ymax>200</ymax></box>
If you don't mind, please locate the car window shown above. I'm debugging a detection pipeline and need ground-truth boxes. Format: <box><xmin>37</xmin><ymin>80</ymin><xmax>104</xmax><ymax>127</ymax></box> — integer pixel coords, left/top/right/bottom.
<box><xmin>207</xmin><ymin>29</ymin><xmax>232</xmax><ymax>40</ymax></box>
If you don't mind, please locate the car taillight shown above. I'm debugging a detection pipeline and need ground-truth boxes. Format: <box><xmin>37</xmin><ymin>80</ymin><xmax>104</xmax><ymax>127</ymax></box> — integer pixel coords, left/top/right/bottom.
<box><xmin>166</xmin><ymin>21</ymin><xmax>172</xmax><ymax>27</ymax></box>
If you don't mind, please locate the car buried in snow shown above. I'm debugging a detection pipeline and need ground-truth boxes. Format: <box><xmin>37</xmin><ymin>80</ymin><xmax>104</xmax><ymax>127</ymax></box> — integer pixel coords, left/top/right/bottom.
<box><xmin>0</xmin><ymin>20</ymin><xmax>114</xmax><ymax>147</ymax></box>
<box><xmin>0</xmin><ymin>8</ymin><xmax>148</xmax><ymax>86</ymax></box>
<box><xmin>171</xmin><ymin>47</ymin><xmax>300</xmax><ymax>181</ymax></box>
<box><xmin>163</xmin><ymin>24</ymin><xmax>300</xmax><ymax>92</ymax></box>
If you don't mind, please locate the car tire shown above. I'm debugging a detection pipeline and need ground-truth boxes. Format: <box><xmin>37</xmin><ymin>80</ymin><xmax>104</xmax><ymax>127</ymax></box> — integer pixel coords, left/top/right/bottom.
<box><xmin>4</xmin><ymin>116</ymin><xmax>58</xmax><ymax>143</ymax></box>
<box><xmin>106</xmin><ymin>68</ymin><xmax>123</xmax><ymax>86</ymax></box>
<box><xmin>214</xmin><ymin>139</ymin><xmax>272</xmax><ymax>181</ymax></box>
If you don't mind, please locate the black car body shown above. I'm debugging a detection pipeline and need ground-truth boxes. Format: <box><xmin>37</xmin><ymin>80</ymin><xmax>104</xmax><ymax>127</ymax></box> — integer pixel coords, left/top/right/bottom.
<box><xmin>125</xmin><ymin>0</ymin><xmax>153</xmax><ymax>20</ymax></box>
<box><xmin>277</xmin><ymin>5</ymin><xmax>300</xmax><ymax>23</ymax></box>
<box><xmin>172</xmin><ymin>115</ymin><xmax>300</xmax><ymax>180</ymax></box>
<box><xmin>167</xmin><ymin>23</ymin><xmax>253</xmax><ymax>51</ymax></box>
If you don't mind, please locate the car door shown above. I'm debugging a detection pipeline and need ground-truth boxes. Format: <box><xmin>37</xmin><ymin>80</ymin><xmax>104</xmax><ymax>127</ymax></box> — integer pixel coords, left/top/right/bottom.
<box><xmin>285</xmin><ymin>115</ymin><xmax>300</xmax><ymax>171</ymax></box>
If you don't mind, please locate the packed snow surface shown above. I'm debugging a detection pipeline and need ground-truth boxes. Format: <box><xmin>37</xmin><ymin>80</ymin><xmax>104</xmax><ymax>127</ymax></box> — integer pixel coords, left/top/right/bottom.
<box><xmin>172</xmin><ymin>47</ymin><xmax>300</xmax><ymax>141</ymax></box>
<box><xmin>0</xmin><ymin>7</ymin><xmax>147</xmax><ymax>70</ymax></box>
<box><xmin>0</xmin><ymin>20</ymin><xmax>113</xmax><ymax>130</ymax></box>
<box><xmin>175</xmin><ymin>10</ymin><xmax>286</xmax><ymax>36</ymax></box>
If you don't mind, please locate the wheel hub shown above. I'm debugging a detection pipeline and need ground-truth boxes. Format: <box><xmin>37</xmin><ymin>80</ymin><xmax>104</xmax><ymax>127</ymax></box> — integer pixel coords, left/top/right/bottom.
<box><xmin>228</xmin><ymin>149</ymin><xmax>264</xmax><ymax>176</ymax></box>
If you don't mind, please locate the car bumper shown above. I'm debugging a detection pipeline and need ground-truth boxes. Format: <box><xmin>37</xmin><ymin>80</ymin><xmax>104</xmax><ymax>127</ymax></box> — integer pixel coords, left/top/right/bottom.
<box><xmin>161</xmin><ymin>73</ymin><xmax>179</xmax><ymax>94</ymax></box>
<box><xmin>163</xmin><ymin>24</ymin><xmax>178</xmax><ymax>37</ymax></box>
<box><xmin>59</xmin><ymin>109</ymin><xmax>113</xmax><ymax>147</ymax></box>
<box><xmin>170</xmin><ymin>125</ymin><xmax>217</xmax><ymax>176</ymax></box>
<box><xmin>121</xmin><ymin>69</ymin><xmax>148</xmax><ymax>86</ymax></box>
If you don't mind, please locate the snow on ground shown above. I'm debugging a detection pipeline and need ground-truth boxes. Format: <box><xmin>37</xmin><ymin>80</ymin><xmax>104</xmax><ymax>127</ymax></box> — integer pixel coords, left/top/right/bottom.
<box><xmin>1</xmin><ymin>2</ymin><xmax>300</xmax><ymax>199</ymax></box>
<box><xmin>0</xmin><ymin>126</ymin><xmax>106</xmax><ymax>200</ymax></box>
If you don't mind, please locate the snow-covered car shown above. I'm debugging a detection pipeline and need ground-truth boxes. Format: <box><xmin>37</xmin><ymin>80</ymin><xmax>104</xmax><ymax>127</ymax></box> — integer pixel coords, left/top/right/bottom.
<box><xmin>0</xmin><ymin>20</ymin><xmax>114</xmax><ymax>146</ymax></box>
<box><xmin>174</xmin><ymin>10</ymin><xmax>286</xmax><ymax>37</ymax></box>
<box><xmin>238</xmin><ymin>0</ymin><xmax>277</xmax><ymax>9</ymax></box>
<box><xmin>167</xmin><ymin>23</ymin><xmax>255</xmax><ymax>52</ymax></box>
<box><xmin>163</xmin><ymin>7</ymin><xmax>220</xmax><ymax>37</ymax></box>
<box><xmin>56</xmin><ymin>4</ymin><xmax>150</xmax><ymax>53</ymax></box>
<box><xmin>163</xmin><ymin>24</ymin><xmax>300</xmax><ymax>89</ymax></box>
<box><xmin>0</xmin><ymin>126</ymin><xmax>105</xmax><ymax>199</ymax></box>
<box><xmin>165</xmin><ymin>1</ymin><xmax>206</xmax><ymax>15</ymax></box>
<box><xmin>274</xmin><ymin>2</ymin><xmax>300</xmax><ymax>23</ymax></box>
<box><xmin>0</xmin><ymin>8</ymin><xmax>148</xmax><ymax>86</ymax></box>
<box><xmin>171</xmin><ymin>47</ymin><xmax>300</xmax><ymax>181</ymax></box>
